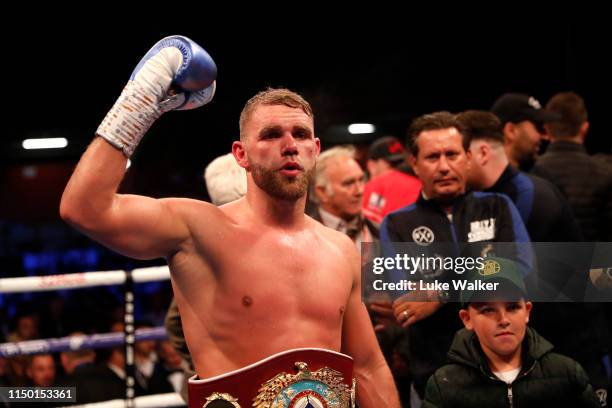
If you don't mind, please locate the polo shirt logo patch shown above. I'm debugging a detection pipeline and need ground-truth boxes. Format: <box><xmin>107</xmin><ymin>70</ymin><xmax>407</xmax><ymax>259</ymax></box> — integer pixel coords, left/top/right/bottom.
<box><xmin>412</xmin><ymin>226</ymin><xmax>435</xmax><ymax>246</ymax></box>
<box><xmin>467</xmin><ymin>218</ymin><xmax>496</xmax><ymax>242</ymax></box>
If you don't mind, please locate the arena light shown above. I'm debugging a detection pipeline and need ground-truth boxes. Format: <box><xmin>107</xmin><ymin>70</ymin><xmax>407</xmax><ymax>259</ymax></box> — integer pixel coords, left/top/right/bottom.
<box><xmin>348</xmin><ymin>123</ymin><xmax>376</xmax><ymax>134</ymax></box>
<box><xmin>22</xmin><ymin>137</ymin><xmax>68</xmax><ymax>150</ymax></box>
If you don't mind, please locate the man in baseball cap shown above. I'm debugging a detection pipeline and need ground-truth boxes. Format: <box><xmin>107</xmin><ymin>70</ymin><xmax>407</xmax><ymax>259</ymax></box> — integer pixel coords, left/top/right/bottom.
<box><xmin>363</xmin><ymin>136</ymin><xmax>421</xmax><ymax>223</ymax></box>
<box><xmin>491</xmin><ymin>93</ymin><xmax>561</xmax><ymax>171</ymax></box>
<box><xmin>366</xmin><ymin>136</ymin><xmax>407</xmax><ymax>177</ymax></box>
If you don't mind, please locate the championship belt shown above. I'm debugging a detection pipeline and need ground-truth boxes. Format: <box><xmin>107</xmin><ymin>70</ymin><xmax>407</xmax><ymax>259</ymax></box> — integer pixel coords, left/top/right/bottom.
<box><xmin>188</xmin><ymin>348</ymin><xmax>356</xmax><ymax>408</ymax></box>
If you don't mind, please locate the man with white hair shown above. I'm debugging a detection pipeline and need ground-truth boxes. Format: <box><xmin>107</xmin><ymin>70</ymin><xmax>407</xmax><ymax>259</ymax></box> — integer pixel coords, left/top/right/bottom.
<box><xmin>309</xmin><ymin>146</ymin><xmax>379</xmax><ymax>248</ymax></box>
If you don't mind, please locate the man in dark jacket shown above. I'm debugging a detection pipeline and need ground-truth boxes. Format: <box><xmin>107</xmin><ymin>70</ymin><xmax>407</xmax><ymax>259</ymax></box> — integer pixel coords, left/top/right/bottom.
<box><xmin>457</xmin><ymin>110</ymin><xmax>583</xmax><ymax>244</ymax></box>
<box><xmin>531</xmin><ymin>93</ymin><xmax>612</xmax><ymax>404</ymax></box>
<box><xmin>457</xmin><ymin>110</ymin><xmax>588</xmax><ymax>294</ymax></box>
<box><xmin>423</xmin><ymin>257</ymin><xmax>600</xmax><ymax>408</ymax></box>
<box><xmin>456</xmin><ymin>110</ymin><xmax>609</xmax><ymax>401</ymax></box>
<box><xmin>375</xmin><ymin>112</ymin><xmax>531</xmax><ymax>401</ymax></box>
<box><xmin>532</xmin><ymin>92</ymin><xmax>612</xmax><ymax>242</ymax></box>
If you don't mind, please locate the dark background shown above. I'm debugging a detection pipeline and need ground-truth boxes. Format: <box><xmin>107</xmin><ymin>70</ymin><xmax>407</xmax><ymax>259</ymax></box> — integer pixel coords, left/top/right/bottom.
<box><xmin>0</xmin><ymin>13</ymin><xmax>609</xmax><ymax>225</ymax></box>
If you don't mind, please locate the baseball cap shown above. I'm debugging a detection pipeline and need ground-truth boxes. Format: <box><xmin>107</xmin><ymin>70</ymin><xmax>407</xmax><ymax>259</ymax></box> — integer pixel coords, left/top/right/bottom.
<box><xmin>368</xmin><ymin>136</ymin><xmax>406</xmax><ymax>163</ymax></box>
<box><xmin>460</xmin><ymin>257</ymin><xmax>527</xmax><ymax>307</ymax></box>
<box><xmin>491</xmin><ymin>93</ymin><xmax>561</xmax><ymax>125</ymax></box>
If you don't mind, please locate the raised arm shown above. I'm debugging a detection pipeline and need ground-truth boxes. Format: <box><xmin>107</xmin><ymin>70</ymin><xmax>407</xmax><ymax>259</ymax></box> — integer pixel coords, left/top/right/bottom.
<box><xmin>341</xmin><ymin>242</ymin><xmax>401</xmax><ymax>408</ymax></box>
<box><xmin>60</xmin><ymin>36</ymin><xmax>216</xmax><ymax>260</ymax></box>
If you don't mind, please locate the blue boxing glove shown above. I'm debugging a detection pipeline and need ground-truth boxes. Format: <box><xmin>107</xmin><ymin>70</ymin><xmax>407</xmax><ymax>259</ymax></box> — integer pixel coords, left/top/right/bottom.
<box><xmin>97</xmin><ymin>35</ymin><xmax>217</xmax><ymax>157</ymax></box>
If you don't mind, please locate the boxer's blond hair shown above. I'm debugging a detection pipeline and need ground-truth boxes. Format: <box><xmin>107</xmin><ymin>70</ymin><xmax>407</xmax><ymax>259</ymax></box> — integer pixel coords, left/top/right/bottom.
<box><xmin>239</xmin><ymin>88</ymin><xmax>313</xmax><ymax>141</ymax></box>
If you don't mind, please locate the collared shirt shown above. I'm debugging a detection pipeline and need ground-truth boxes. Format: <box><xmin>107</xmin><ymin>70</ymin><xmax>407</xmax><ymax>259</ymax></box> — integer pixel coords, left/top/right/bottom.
<box><xmin>318</xmin><ymin>208</ymin><xmax>371</xmax><ymax>250</ymax></box>
<box><xmin>420</xmin><ymin>191</ymin><xmax>453</xmax><ymax>222</ymax></box>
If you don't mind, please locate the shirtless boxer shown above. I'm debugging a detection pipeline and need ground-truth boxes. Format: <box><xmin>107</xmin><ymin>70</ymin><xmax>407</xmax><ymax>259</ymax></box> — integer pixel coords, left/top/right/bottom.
<box><xmin>60</xmin><ymin>36</ymin><xmax>399</xmax><ymax>407</ymax></box>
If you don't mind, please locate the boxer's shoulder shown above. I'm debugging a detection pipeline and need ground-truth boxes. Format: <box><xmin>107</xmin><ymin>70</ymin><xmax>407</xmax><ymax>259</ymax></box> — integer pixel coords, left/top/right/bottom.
<box><xmin>159</xmin><ymin>197</ymin><xmax>227</xmax><ymax>228</ymax></box>
<box><xmin>309</xmin><ymin>216</ymin><xmax>359</xmax><ymax>257</ymax></box>
<box><xmin>160</xmin><ymin>197</ymin><xmax>219</xmax><ymax>213</ymax></box>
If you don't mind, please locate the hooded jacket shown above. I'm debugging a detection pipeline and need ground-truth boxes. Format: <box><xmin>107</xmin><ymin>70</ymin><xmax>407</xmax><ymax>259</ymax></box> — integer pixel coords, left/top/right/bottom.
<box><xmin>423</xmin><ymin>327</ymin><xmax>600</xmax><ymax>407</ymax></box>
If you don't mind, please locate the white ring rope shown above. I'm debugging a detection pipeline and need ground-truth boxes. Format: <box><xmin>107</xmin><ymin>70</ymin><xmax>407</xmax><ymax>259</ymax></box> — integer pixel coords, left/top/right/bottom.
<box><xmin>0</xmin><ymin>266</ymin><xmax>171</xmax><ymax>293</ymax></box>
<box><xmin>1</xmin><ymin>265</ymin><xmax>184</xmax><ymax>406</ymax></box>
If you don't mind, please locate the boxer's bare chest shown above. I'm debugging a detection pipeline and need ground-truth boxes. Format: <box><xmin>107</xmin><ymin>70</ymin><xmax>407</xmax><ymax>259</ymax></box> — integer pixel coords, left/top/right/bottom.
<box><xmin>214</xmin><ymin>227</ymin><xmax>352</xmax><ymax>321</ymax></box>
<box><xmin>171</xmin><ymin>222</ymin><xmax>353</xmax><ymax>326</ymax></box>
<box><xmin>168</xmin><ymin>219</ymin><xmax>355</xmax><ymax>373</ymax></box>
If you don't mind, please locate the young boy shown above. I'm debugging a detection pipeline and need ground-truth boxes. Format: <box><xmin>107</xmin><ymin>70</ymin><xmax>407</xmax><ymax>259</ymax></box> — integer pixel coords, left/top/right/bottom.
<box><xmin>423</xmin><ymin>257</ymin><xmax>600</xmax><ymax>407</ymax></box>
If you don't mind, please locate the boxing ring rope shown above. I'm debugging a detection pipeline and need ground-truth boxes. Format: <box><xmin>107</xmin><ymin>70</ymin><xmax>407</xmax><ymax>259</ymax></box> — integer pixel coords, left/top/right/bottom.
<box><xmin>0</xmin><ymin>327</ymin><xmax>168</xmax><ymax>358</ymax></box>
<box><xmin>0</xmin><ymin>266</ymin><xmax>171</xmax><ymax>293</ymax></box>
<box><xmin>0</xmin><ymin>266</ymin><xmax>187</xmax><ymax>407</ymax></box>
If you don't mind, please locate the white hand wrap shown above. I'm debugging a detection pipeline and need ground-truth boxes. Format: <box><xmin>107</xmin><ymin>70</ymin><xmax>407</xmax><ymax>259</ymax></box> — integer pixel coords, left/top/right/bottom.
<box><xmin>96</xmin><ymin>47</ymin><xmax>183</xmax><ymax>157</ymax></box>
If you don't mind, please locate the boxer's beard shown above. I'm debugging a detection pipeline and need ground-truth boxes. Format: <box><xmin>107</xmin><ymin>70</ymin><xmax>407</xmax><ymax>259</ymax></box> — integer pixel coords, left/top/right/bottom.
<box><xmin>250</xmin><ymin>162</ymin><xmax>314</xmax><ymax>200</ymax></box>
